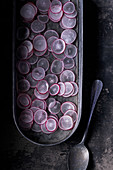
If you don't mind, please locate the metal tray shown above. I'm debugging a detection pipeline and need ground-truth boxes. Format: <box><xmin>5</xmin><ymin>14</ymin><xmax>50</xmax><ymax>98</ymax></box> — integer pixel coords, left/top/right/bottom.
<box><xmin>12</xmin><ymin>0</ymin><xmax>83</xmax><ymax>146</ymax></box>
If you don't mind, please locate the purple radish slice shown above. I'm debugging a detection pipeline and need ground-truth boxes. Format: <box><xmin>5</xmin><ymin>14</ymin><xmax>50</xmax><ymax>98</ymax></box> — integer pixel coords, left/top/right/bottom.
<box><xmin>26</xmin><ymin>73</ymin><xmax>38</xmax><ymax>88</ymax></box>
<box><xmin>48</xmin><ymin>101</ymin><xmax>61</xmax><ymax>114</ymax></box>
<box><xmin>65</xmin><ymin>10</ymin><xmax>77</xmax><ymax>18</ymax></box>
<box><xmin>64</xmin><ymin>57</ymin><xmax>75</xmax><ymax>69</ymax></box>
<box><xmin>19</xmin><ymin>119</ymin><xmax>33</xmax><ymax>130</ymax></box>
<box><xmin>31</xmin><ymin>122</ymin><xmax>41</xmax><ymax>132</ymax></box>
<box><xmin>45</xmin><ymin>118</ymin><xmax>57</xmax><ymax>132</ymax></box>
<box><xmin>33</xmin><ymin>35</ymin><xmax>47</xmax><ymax>52</ymax></box>
<box><xmin>36</xmin><ymin>0</ymin><xmax>51</xmax><ymax>13</ymax></box>
<box><xmin>50</xmin><ymin>0</ymin><xmax>62</xmax><ymax>14</ymax></box>
<box><xmin>31</xmin><ymin>20</ymin><xmax>46</xmax><ymax>34</ymax></box>
<box><xmin>34</xmin><ymin>109</ymin><xmax>47</xmax><ymax>124</ymax></box>
<box><xmin>44</xmin><ymin>30</ymin><xmax>59</xmax><ymax>40</ymax></box>
<box><xmin>64</xmin><ymin>44</ymin><xmax>77</xmax><ymax>58</ymax></box>
<box><xmin>19</xmin><ymin>109</ymin><xmax>33</xmax><ymax>123</ymax></box>
<box><xmin>17</xmin><ymin>61</ymin><xmax>30</xmax><ymax>75</ymax></box>
<box><xmin>47</xmin><ymin>36</ymin><xmax>58</xmax><ymax>52</ymax></box>
<box><xmin>61</xmin><ymin>15</ymin><xmax>76</xmax><ymax>29</ymax></box>
<box><xmin>31</xmin><ymin>99</ymin><xmax>45</xmax><ymax>110</ymax></box>
<box><xmin>41</xmin><ymin>122</ymin><xmax>52</xmax><ymax>134</ymax></box>
<box><xmin>52</xmin><ymin>52</ymin><xmax>66</xmax><ymax>60</ymax></box>
<box><xmin>17</xmin><ymin>26</ymin><xmax>30</xmax><ymax>41</ymax></box>
<box><xmin>52</xmin><ymin>39</ymin><xmax>66</xmax><ymax>54</ymax></box>
<box><xmin>32</xmin><ymin>67</ymin><xmax>45</xmax><ymax>81</ymax></box>
<box><xmin>37</xmin><ymin>15</ymin><xmax>49</xmax><ymax>23</ymax></box>
<box><xmin>61</xmin><ymin>101</ymin><xmax>76</xmax><ymax>114</ymax></box>
<box><xmin>30</xmin><ymin>107</ymin><xmax>40</xmax><ymax>113</ymax></box>
<box><xmin>27</xmin><ymin>54</ymin><xmax>38</xmax><ymax>65</ymax></box>
<box><xmin>36</xmin><ymin>80</ymin><xmax>49</xmax><ymax>94</ymax></box>
<box><xmin>44</xmin><ymin>74</ymin><xmax>58</xmax><ymax>86</ymax></box>
<box><xmin>46</xmin><ymin>97</ymin><xmax>56</xmax><ymax>107</ymax></box>
<box><xmin>37</xmin><ymin>58</ymin><xmax>49</xmax><ymax>72</ymax></box>
<box><xmin>48</xmin><ymin>9</ymin><xmax>63</xmax><ymax>22</ymax></box>
<box><xmin>48</xmin><ymin>100</ymin><xmax>56</xmax><ymax>109</ymax></box>
<box><xmin>63</xmin><ymin>2</ymin><xmax>75</xmax><ymax>14</ymax></box>
<box><xmin>17</xmin><ymin>79</ymin><xmax>30</xmax><ymax>92</ymax></box>
<box><xmin>59</xmin><ymin>115</ymin><xmax>73</xmax><ymax>130</ymax></box>
<box><xmin>22</xmin><ymin>40</ymin><xmax>33</xmax><ymax>54</ymax></box>
<box><xmin>16</xmin><ymin>45</ymin><xmax>28</xmax><ymax>60</ymax></box>
<box><xmin>17</xmin><ymin>93</ymin><xmax>30</xmax><ymax>108</ymax></box>
<box><xmin>63</xmin><ymin>86</ymin><xmax>74</xmax><ymax>97</ymax></box>
<box><xmin>64</xmin><ymin>110</ymin><xmax>78</xmax><ymax>123</ymax></box>
<box><xmin>27</xmin><ymin>2</ymin><xmax>38</xmax><ymax>15</ymax></box>
<box><xmin>61</xmin><ymin>29</ymin><xmax>77</xmax><ymax>44</ymax></box>
<box><xmin>34</xmin><ymin>49</ymin><xmax>47</xmax><ymax>57</ymax></box>
<box><xmin>51</xmin><ymin>59</ymin><xmax>64</xmax><ymax>75</ymax></box>
<box><xmin>71</xmin><ymin>82</ymin><xmax>79</xmax><ymax>96</ymax></box>
<box><xmin>49</xmin><ymin>83</ymin><xmax>60</xmax><ymax>96</ymax></box>
<box><xmin>64</xmin><ymin>82</ymin><xmax>74</xmax><ymax>95</ymax></box>
<box><xmin>60</xmin><ymin>70</ymin><xmax>75</xmax><ymax>82</ymax></box>
<box><xmin>34</xmin><ymin>88</ymin><xmax>49</xmax><ymax>100</ymax></box>
<box><xmin>58</xmin><ymin>82</ymin><xmax>65</xmax><ymax>96</ymax></box>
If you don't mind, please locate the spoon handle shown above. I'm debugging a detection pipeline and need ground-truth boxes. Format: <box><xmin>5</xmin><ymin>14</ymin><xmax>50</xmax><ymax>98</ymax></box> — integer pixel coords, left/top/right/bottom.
<box><xmin>81</xmin><ymin>80</ymin><xmax>103</xmax><ymax>144</ymax></box>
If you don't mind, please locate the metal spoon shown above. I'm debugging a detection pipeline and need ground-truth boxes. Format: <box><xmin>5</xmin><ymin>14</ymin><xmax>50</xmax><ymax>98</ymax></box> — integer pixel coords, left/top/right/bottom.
<box><xmin>68</xmin><ymin>80</ymin><xmax>103</xmax><ymax>170</ymax></box>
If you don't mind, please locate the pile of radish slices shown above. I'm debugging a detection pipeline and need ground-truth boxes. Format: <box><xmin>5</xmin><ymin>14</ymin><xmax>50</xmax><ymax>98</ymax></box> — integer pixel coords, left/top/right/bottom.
<box><xmin>16</xmin><ymin>0</ymin><xmax>78</xmax><ymax>134</ymax></box>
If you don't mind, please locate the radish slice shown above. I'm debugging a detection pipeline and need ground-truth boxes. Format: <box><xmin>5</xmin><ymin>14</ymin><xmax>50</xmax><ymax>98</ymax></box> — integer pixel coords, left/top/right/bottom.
<box><xmin>36</xmin><ymin>0</ymin><xmax>51</xmax><ymax>13</ymax></box>
<box><xmin>48</xmin><ymin>101</ymin><xmax>61</xmax><ymax>114</ymax></box>
<box><xmin>19</xmin><ymin>109</ymin><xmax>33</xmax><ymax>123</ymax></box>
<box><xmin>45</xmin><ymin>118</ymin><xmax>57</xmax><ymax>132</ymax></box>
<box><xmin>58</xmin><ymin>82</ymin><xmax>65</xmax><ymax>96</ymax></box>
<box><xmin>22</xmin><ymin>40</ymin><xmax>33</xmax><ymax>54</ymax></box>
<box><xmin>65</xmin><ymin>10</ymin><xmax>77</xmax><ymax>18</ymax></box>
<box><xmin>36</xmin><ymin>80</ymin><xmax>49</xmax><ymax>94</ymax></box>
<box><xmin>51</xmin><ymin>59</ymin><xmax>64</xmax><ymax>74</ymax></box>
<box><xmin>60</xmin><ymin>70</ymin><xmax>75</xmax><ymax>82</ymax></box>
<box><xmin>17</xmin><ymin>26</ymin><xmax>30</xmax><ymax>41</ymax></box>
<box><xmin>32</xmin><ymin>67</ymin><xmax>45</xmax><ymax>81</ymax></box>
<box><xmin>37</xmin><ymin>15</ymin><xmax>49</xmax><ymax>23</ymax></box>
<box><xmin>17</xmin><ymin>61</ymin><xmax>30</xmax><ymax>75</ymax></box>
<box><xmin>27</xmin><ymin>2</ymin><xmax>38</xmax><ymax>15</ymax></box>
<box><xmin>44</xmin><ymin>30</ymin><xmax>59</xmax><ymax>40</ymax></box>
<box><xmin>49</xmin><ymin>83</ymin><xmax>60</xmax><ymax>96</ymax></box>
<box><xmin>48</xmin><ymin>9</ymin><xmax>63</xmax><ymax>22</ymax></box>
<box><xmin>59</xmin><ymin>115</ymin><xmax>73</xmax><ymax>130</ymax></box>
<box><xmin>19</xmin><ymin>119</ymin><xmax>33</xmax><ymax>130</ymax></box>
<box><xmin>26</xmin><ymin>73</ymin><xmax>38</xmax><ymax>88</ymax></box>
<box><xmin>52</xmin><ymin>39</ymin><xmax>66</xmax><ymax>54</ymax></box>
<box><xmin>46</xmin><ymin>97</ymin><xmax>56</xmax><ymax>107</ymax></box>
<box><xmin>71</xmin><ymin>82</ymin><xmax>79</xmax><ymax>96</ymax></box>
<box><xmin>37</xmin><ymin>58</ymin><xmax>49</xmax><ymax>72</ymax></box>
<box><xmin>44</xmin><ymin>74</ymin><xmax>58</xmax><ymax>86</ymax></box>
<box><xmin>64</xmin><ymin>44</ymin><xmax>77</xmax><ymax>58</ymax></box>
<box><xmin>41</xmin><ymin>122</ymin><xmax>52</xmax><ymax>134</ymax></box>
<box><xmin>31</xmin><ymin>99</ymin><xmax>45</xmax><ymax>110</ymax></box>
<box><xmin>52</xmin><ymin>52</ymin><xmax>66</xmax><ymax>60</ymax></box>
<box><xmin>61</xmin><ymin>29</ymin><xmax>77</xmax><ymax>44</ymax></box>
<box><xmin>34</xmin><ymin>88</ymin><xmax>49</xmax><ymax>100</ymax></box>
<box><xmin>34</xmin><ymin>49</ymin><xmax>47</xmax><ymax>57</ymax></box>
<box><xmin>64</xmin><ymin>57</ymin><xmax>75</xmax><ymax>69</ymax></box>
<box><xmin>16</xmin><ymin>45</ymin><xmax>28</xmax><ymax>60</ymax></box>
<box><xmin>31</xmin><ymin>122</ymin><xmax>41</xmax><ymax>132</ymax></box>
<box><xmin>34</xmin><ymin>109</ymin><xmax>47</xmax><ymax>124</ymax></box>
<box><xmin>31</xmin><ymin>20</ymin><xmax>46</xmax><ymax>34</ymax></box>
<box><xmin>47</xmin><ymin>36</ymin><xmax>58</xmax><ymax>52</ymax></box>
<box><xmin>63</xmin><ymin>86</ymin><xmax>74</xmax><ymax>97</ymax></box>
<box><xmin>27</xmin><ymin>54</ymin><xmax>38</xmax><ymax>65</ymax></box>
<box><xmin>33</xmin><ymin>35</ymin><xmax>47</xmax><ymax>52</ymax></box>
<box><xmin>17</xmin><ymin>79</ymin><xmax>30</xmax><ymax>92</ymax></box>
<box><xmin>50</xmin><ymin>0</ymin><xmax>62</xmax><ymax>14</ymax></box>
<box><xmin>17</xmin><ymin>93</ymin><xmax>31</xmax><ymax>109</ymax></box>
<box><xmin>61</xmin><ymin>101</ymin><xmax>76</xmax><ymax>114</ymax></box>
<box><xmin>63</xmin><ymin>2</ymin><xmax>75</xmax><ymax>14</ymax></box>
<box><xmin>61</xmin><ymin>15</ymin><xmax>76</xmax><ymax>29</ymax></box>
<box><xmin>64</xmin><ymin>110</ymin><xmax>78</xmax><ymax>123</ymax></box>
<box><xmin>64</xmin><ymin>82</ymin><xmax>73</xmax><ymax>95</ymax></box>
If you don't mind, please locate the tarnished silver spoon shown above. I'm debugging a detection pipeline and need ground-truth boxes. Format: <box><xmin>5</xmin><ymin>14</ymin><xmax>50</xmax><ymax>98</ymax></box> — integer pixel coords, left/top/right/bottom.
<box><xmin>68</xmin><ymin>80</ymin><xmax>103</xmax><ymax>170</ymax></box>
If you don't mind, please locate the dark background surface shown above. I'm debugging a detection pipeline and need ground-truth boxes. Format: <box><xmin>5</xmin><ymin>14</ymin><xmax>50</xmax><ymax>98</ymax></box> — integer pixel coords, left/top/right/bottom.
<box><xmin>1</xmin><ymin>0</ymin><xmax>113</xmax><ymax>169</ymax></box>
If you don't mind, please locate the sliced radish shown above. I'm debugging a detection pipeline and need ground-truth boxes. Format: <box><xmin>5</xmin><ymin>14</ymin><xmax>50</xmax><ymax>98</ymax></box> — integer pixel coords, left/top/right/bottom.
<box><xmin>19</xmin><ymin>119</ymin><xmax>33</xmax><ymax>130</ymax></box>
<box><xmin>31</xmin><ymin>122</ymin><xmax>41</xmax><ymax>132</ymax></box>
<box><xmin>26</xmin><ymin>73</ymin><xmax>38</xmax><ymax>88</ymax></box>
<box><xmin>52</xmin><ymin>52</ymin><xmax>66</xmax><ymax>60</ymax></box>
<box><xmin>61</xmin><ymin>101</ymin><xmax>76</xmax><ymax>114</ymax></box>
<box><xmin>16</xmin><ymin>45</ymin><xmax>28</xmax><ymax>60</ymax></box>
<box><xmin>64</xmin><ymin>82</ymin><xmax>73</xmax><ymax>96</ymax></box>
<box><xmin>33</xmin><ymin>35</ymin><xmax>47</xmax><ymax>52</ymax></box>
<box><xmin>65</xmin><ymin>10</ymin><xmax>77</xmax><ymax>18</ymax></box>
<box><xmin>60</xmin><ymin>70</ymin><xmax>75</xmax><ymax>82</ymax></box>
<box><xmin>17</xmin><ymin>26</ymin><xmax>30</xmax><ymax>41</ymax></box>
<box><xmin>50</xmin><ymin>0</ymin><xmax>62</xmax><ymax>14</ymax></box>
<box><xmin>37</xmin><ymin>58</ymin><xmax>49</xmax><ymax>72</ymax></box>
<box><xmin>63</xmin><ymin>86</ymin><xmax>74</xmax><ymax>97</ymax></box>
<box><xmin>40</xmin><ymin>122</ymin><xmax>52</xmax><ymax>134</ymax></box>
<box><xmin>37</xmin><ymin>15</ymin><xmax>49</xmax><ymax>23</ymax></box>
<box><xmin>51</xmin><ymin>59</ymin><xmax>64</xmax><ymax>74</ymax></box>
<box><xmin>34</xmin><ymin>49</ymin><xmax>47</xmax><ymax>57</ymax></box>
<box><xmin>17</xmin><ymin>61</ymin><xmax>30</xmax><ymax>75</ymax></box>
<box><xmin>44</xmin><ymin>74</ymin><xmax>58</xmax><ymax>86</ymax></box>
<box><xmin>64</xmin><ymin>44</ymin><xmax>77</xmax><ymax>58</ymax></box>
<box><xmin>17</xmin><ymin>93</ymin><xmax>31</xmax><ymax>109</ymax></box>
<box><xmin>36</xmin><ymin>80</ymin><xmax>49</xmax><ymax>94</ymax></box>
<box><xmin>49</xmin><ymin>83</ymin><xmax>60</xmax><ymax>96</ymax></box>
<box><xmin>31</xmin><ymin>19</ymin><xmax>46</xmax><ymax>34</ymax></box>
<box><xmin>48</xmin><ymin>9</ymin><xmax>63</xmax><ymax>22</ymax></box>
<box><xmin>46</xmin><ymin>97</ymin><xmax>56</xmax><ymax>107</ymax></box>
<box><xmin>34</xmin><ymin>88</ymin><xmax>49</xmax><ymax>100</ymax></box>
<box><xmin>34</xmin><ymin>109</ymin><xmax>47</xmax><ymax>124</ymax></box>
<box><xmin>64</xmin><ymin>57</ymin><xmax>75</xmax><ymax>69</ymax></box>
<box><xmin>22</xmin><ymin>40</ymin><xmax>33</xmax><ymax>54</ymax></box>
<box><xmin>19</xmin><ymin>109</ymin><xmax>33</xmax><ymax>123</ymax></box>
<box><xmin>61</xmin><ymin>15</ymin><xmax>76</xmax><ymax>29</ymax></box>
<box><xmin>36</xmin><ymin>0</ymin><xmax>51</xmax><ymax>13</ymax></box>
<box><xmin>32</xmin><ymin>67</ymin><xmax>45</xmax><ymax>81</ymax></box>
<box><xmin>44</xmin><ymin>29</ymin><xmax>59</xmax><ymax>40</ymax></box>
<box><xmin>48</xmin><ymin>101</ymin><xmax>61</xmax><ymax>114</ymax></box>
<box><xmin>63</xmin><ymin>2</ymin><xmax>75</xmax><ymax>14</ymax></box>
<box><xmin>31</xmin><ymin>99</ymin><xmax>45</xmax><ymax>110</ymax></box>
<box><xmin>17</xmin><ymin>79</ymin><xmax>30</xmax><ymax>92</ymax></box>
<box><xmin>71</xmin><ymin>82</ymin><xmax>79</xmax><ymax>96</ymax></box>
<box><xmin>45</xmin><ymin>118</ymin><xmax>57</xmax><ymax>132</ymax></box>
<box><xmin>59</xmin><ymin>115</ymin><xmax>73</xmax><ymax>130</ymax></box>
<box><xmin>27</xmin><ymin>54</ymin><xmax>38</xmax><ymax>65</ymax></box>
<box><xmin>52</xmin><ymin>39</ymin><xmax>66</xmax><ymax>54</ymax></box>
<box><xmin>27</xmin><ymin>2</ymin><xmax>38</xmax><ymax>15</ymax></box>
<box><xmin>61</xmin><ymin>29</ymin><xmax>77</xmax><ymax>44</ymax></box>
<box><xmin>64</xmin><ymin>110</ymin><xmax>78</xmax><ymax>123</ymax></box>
<box><xmin>47</xmin><ymin>36</ymin><xmax>58</xmax><ymax>52</ymax></box>
<box><xmin>58</xmin><ymin>82</ymin><xmax>65</xmax><ymax>96</ymax></box>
